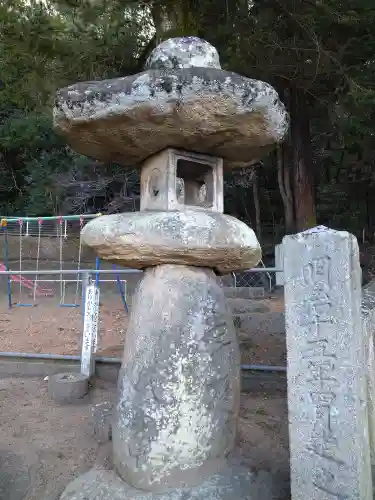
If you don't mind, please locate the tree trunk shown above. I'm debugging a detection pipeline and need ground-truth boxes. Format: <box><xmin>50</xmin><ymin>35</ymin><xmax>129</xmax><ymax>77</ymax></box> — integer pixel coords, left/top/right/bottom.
<box><xmin>252</xmin><ymin>170</ymin><xmax>262</xmax><ymax>243</ymax></box>
<box><xmin>150</xmin><ymin>3</ymin><xmax>175</xmax><ymax>42</ymax></box>
<box><xmin>277</xmin><ymin>144</ymin><xmax>295</xmax><ymax>234</ymax></box>
<box><xmin>290</xmin><ymin>86</ymin><xmax>317</xmax><ymax>231</ymax></box>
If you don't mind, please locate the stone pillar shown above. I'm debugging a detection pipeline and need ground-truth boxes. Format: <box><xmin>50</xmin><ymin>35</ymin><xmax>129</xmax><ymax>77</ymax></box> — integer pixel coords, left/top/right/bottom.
<box><xmin>361</xmin><ymin>286</ymin><xmax>375</xmax><ymax>467</ymax></box>
<box><xmin>283</xmin><ymin>226</ymin><xmax>372</xmax><ymax>500</ymax></box>
<box><xmin>112</xmin><ymin>265</ymin><xmax>240</xmax><ymax>491</ymax></box>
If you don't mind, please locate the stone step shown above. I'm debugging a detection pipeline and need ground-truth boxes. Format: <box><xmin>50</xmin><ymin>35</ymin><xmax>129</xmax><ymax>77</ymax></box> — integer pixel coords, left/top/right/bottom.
<box><xmin>233</xmin><ymin>312</ymin><xmax>285</xmax><ymax>335</ymax></box>
<box><xmin>227</xmin><ymin>297</ymin><xmax>269</xmax><ymax>314</ymax></box>
<box><xmin>223</xmin><ymin>286</ymin><xmax>265</xmax><ymax>299</ymax></box>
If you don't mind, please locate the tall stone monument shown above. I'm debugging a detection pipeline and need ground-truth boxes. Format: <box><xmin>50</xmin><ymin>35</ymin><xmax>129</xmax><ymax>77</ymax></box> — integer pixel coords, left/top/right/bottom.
<box><xmin>362</xmin><ymin>285</ymin><xmax>375</xmax><ymax>468</ymax></box>
<box><xmin>53</xmin><ymin>37</ymin><xmax>289</xmax><ymax>499</ymax></box>
<box><xmin>283</xmin><ymin>226</ymin><xmax>373</xmax><ymax>500</ymax></box>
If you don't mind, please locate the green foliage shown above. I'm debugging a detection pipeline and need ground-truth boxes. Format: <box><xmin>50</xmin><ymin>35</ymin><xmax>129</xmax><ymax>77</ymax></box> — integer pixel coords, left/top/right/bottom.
<box><xmin>0</xmin><ymin>0</ymin><xmax>147</xmax><ymax>215</ymax></box>
<box><xmin>147</xmin><ymin>0</ymin><xmax>375</xmax><ymax>233</ymax></box>
<box><xmin>0</xmin><ymin>0</ymin><xmax>374</xmax><ymax>238</ymax></box>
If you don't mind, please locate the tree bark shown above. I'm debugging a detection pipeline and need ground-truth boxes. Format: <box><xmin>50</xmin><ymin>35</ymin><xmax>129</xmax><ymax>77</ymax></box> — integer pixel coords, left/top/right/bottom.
<box><xmin>277</xmin><ymin>144</ymin><xmax>295</xmax><ymax>234</ymax></box>
<box><xmin>252</xmin><ymin>170</ymin><xmax>262</xmax><ymax>243</ymax></box>
<box><xmin>289</xmin><ymin>86</ymin><xmax>317</xmax><ymax>231</ymax></box>
<box><xmin>149</xmin><ymin>2</ymin><xmax>175</xmax><ymax>42</ymax></box>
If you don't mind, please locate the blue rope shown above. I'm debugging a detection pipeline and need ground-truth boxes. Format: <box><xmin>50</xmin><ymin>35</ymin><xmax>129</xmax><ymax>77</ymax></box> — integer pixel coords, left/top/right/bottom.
<box><xmin>113</xmin><ymin>264</ymin><xmax>129</xmax><ymax>314</ymax></box>
<box><xmin>2</xmin><ymin>224</ymin><xmax>12</xmax><ymax>309</ymax></box>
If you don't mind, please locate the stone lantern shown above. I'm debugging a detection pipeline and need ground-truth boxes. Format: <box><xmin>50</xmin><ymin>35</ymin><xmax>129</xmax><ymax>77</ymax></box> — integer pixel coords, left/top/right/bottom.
<box><xmin>53</xmin><ymin>36</ymin><xmax>288</xmax><ymax>500</ymax></box>
<box><xmin>140</xmin><ymin>148</ymin><xmax>223</xmax><ymax>213</ymax></box>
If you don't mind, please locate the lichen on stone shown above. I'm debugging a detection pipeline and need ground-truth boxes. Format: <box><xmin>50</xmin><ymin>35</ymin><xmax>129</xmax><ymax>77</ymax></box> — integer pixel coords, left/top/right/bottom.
<box><xmin>53</xmin><ymin>37</ymin><xmax>289</xmax><ymax>167</ymax></box>
<box><xmin>145</xmin><ymin>36</ymin><xmax>221</xmax><ymax>71</ymax></box>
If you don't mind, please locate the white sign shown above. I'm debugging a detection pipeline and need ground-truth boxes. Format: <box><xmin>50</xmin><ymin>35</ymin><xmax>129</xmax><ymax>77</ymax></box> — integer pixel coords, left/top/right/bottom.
<box><xmin>275</xmin><ymin>243</ymin><xmax>285</xmax><ymax>286</ymax></box>
<box><xmin>81</xmin><ymin>284</ymin><xmax>100</xmax><ymax>377</ymax></box>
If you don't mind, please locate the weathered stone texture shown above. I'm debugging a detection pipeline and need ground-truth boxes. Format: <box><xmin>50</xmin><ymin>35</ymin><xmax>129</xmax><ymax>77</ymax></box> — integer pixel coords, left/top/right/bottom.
<box><xmin>59</xmin><ymin>464</ymin><xmax>282</xmax><ymax>500</ymax></box>
<box><xmin>81</xmin><ymin>209</ymin><xmax>261</xmax><ymax>273</ymax></box>
<box><xmin>145</xmin><ymin>36</ymin><xmax>221</xmax><ymax>71</ymax></box>
<box><xmin>283</xmin><ymin>226</ymin><xmax>372</xmax><ymax>500</ymax></box>
<box><xmin>54</xmin><ymin>65</ymin><xmax>288</xmax><ymax>167</ymax></box>
<box><xmin>112</xmin><ymin>265</ymin><xmax>240</xmax><ymax>492</ymax></box>
<box><xmin>54</xmin><ymin>67</ymin><xmax>287</xmax><ymax>168</ymax></box>
<box><xmin>54</xmin><ymin>35</ymin><xmax>288</xmax><ymax>500</ymax></box>
<box><xmin>362</xmin><ymin>283</ymin><xmax>375</xmax><ymax>466</ymax></box>
<box><xmin>140</xmin><ymin>149</ymin><xmax>224</xmax><ymax>213</ymax></box>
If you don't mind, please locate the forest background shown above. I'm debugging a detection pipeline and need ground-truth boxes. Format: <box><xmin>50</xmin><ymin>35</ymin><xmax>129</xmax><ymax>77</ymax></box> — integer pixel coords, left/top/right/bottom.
<box><xmin>1</xmin><ymin>0</ymin><xmax>374</xmax><ymax>257</ymax></box>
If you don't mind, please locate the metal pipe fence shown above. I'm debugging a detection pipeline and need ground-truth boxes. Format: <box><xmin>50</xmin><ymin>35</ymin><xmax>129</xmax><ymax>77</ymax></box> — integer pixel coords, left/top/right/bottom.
<box><xmin>0</xmin><ymin>266</ymin><xmax>285</xmax><ymax>374</ymax></box>
<box><xmin>1</xmin><ymin>214</ymin><xmax>100</xmax><ymax>222</ymax></box>
<box><xmin>0</xmin><ymin>213</ymin><xmax>100</xmax><ymax>236</ymax></box>
<box><xmin>27</xmin><ymin>279</ymin><xmax>126</xmax><ymax>283</ymax></box>
<box><xmin>0</xmin><ymin>267</ymin><xmax>282</xmax><ymax>276</ymax></box>
<box><xmin>0</xmin><ymin>352</ymin><xmax>287</xmax><ymax>373</ymax></box>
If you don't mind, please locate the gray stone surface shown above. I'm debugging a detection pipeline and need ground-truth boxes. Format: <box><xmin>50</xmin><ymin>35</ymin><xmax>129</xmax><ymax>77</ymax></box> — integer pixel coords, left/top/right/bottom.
<box><xmin>48</xmin><ymin>372</ymin><xmax>89</xmax><ymax>403</ymax></box>
<box><xmin>0</xmin><ymin>449</ymin><xmax>31</xmax><ymax>500</ymax></box>
<box><xmin>54</xmin><ymin>37</ymin><xmax>288</xmax><ymax>168</ymax></box>
<box><xmin>59</xmin><ymin>463</ymin><xmax>283</xmax><ymax>500</ymax></box>
<box><xmin>140</xmin><ymin>149</ymin><xmax>223</xmax><ymax>212</ymax></box>
<box><xmin>283</xmin><ymin>226</ymin><xmax>372</xmax><ymax>499</ymax></box>
<box><xmin>145</xmin><ymin>36</ymin><xmax>221</xmax><ymax>71</ymax></box>
<box><xmin>362</xmin><ymin>285</ymin><xmax>375</xmax><ymax>466</ymax></box>
<box><xmin>81</xmin><ymin>209</ymin><xmax>262</xmax><ymax>273</ymax></box>
<box><xmin>233</xmin><ymin>312</ymin><xmax>285</xmax><ymax>335</ymax></box>
<box><xmin>92</xmin><ymin>402</ymin><xmax>113</xmax><ymax>444</ymax></box>
<box><xmin>112</xmin><ymin>264</ymin><xmax>240</xmax><ymax>492</ymax></box>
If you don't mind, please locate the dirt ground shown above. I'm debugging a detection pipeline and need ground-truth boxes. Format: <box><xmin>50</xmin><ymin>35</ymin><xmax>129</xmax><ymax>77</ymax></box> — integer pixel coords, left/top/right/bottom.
<box><xmin>0</xmin><ymin>281</ymin><xmax>286</xmax><ymax>366</ymax></box>
<box><xmin>0</xmin><ymin>290</ymin><xmax>128</xmax><ymax>358</ymax></box>
<box><xmin>0</xmin><ymin>377</ymin><xmax>290</xmax><ymax>500</ymax></box>
<box><xmin>0</xmin><ymin>250</ymin><xmax>289</xmax><ymax>498</ymax></box>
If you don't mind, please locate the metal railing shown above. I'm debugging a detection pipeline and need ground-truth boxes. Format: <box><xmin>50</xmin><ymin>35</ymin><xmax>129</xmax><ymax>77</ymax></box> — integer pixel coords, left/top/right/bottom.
<box><xmin>0</xmin><ymin>267</ymin><xmax>285</xmax><ymax>374</ymax></box>
<box><xmin>0</xmin><ymin>267</ymin><xmax>282</xmax><ymax>275</ymax></box>
<box><xmin>233</xmin><ymin>260</ymin><xmax>274</xmax><ymax>291</ymax></box>
<box><xmin>0</xmin><ymin>214</ymin><xmax>100</xmax><ymax>236</ymax></box>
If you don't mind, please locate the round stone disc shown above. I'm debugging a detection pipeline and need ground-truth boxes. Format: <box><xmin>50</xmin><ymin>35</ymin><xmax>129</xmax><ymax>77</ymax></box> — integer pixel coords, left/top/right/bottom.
<box><xmin>54</xmin><ymin>38</ymin><xmax>288</xmax><ymax>168</ymax></box>
<box><xmin>81</xmin><ymin>209</ymin><xmax>261</xmax><ymax>274</ymax></box>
